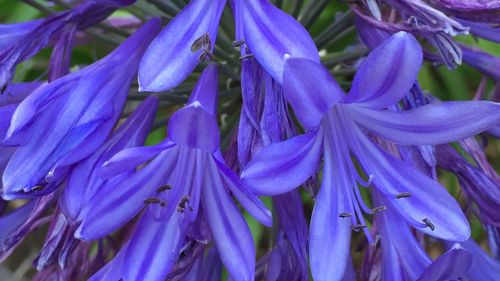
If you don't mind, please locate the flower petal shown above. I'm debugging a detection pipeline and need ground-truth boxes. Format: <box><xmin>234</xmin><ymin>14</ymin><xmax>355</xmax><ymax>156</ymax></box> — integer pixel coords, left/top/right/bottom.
<box><xmin>350</xmin><ymin>124</ymin><xmax>470</xmax><ymax>241</ymax></box>
<box><xmin>344</xmin><ymin>32</ymin><xmax>423</xmax><ymax>109</ymax></box>
<box><xmin>237</xmin><ymin>0</ymin><xmax>319</xmax><ymax>83</ymax></box>
<box><xmin>168</xmin><ymin>105</ymin><xmax>220</xmax><ymax>153</ymax></box>
<box><xmin>241</xmin><ymin>130</ymin><xmax>323</xmax><ymax>196</ymax></box>
<box><xmin>459</xmin><ymin>239</ymin><xmax>500</xmax><ymax>280</ymax></box>
<box><xmin>283</xmin><ymin>58</ymin><xmax>344</xmax><ymax>128</ymax></box>
<box><xmin>167</xmin><ymin>65</ymin><xmax>220</xmax><ymax>153</ymax></box>
<box><xmin>138</xmin><ymin>0</ymin><xmax>226</xmax><ymax>91</ymax></box>
<box><xmin>349</xmin><ymin>101</ymin><xmax>500</xmax><ymax>145</ymax></box>
<box><xmin>203</xmin><ymin>158</ymin><xmax>255</xmax><ymax>281</ymax></box>
<box><xmin>60</xmin><ymin>96</ymin><xmax>158</xmax><ymax>222</ymax></box>
<box><xmin>215</xmin><ymin>157</ymin><xmax>272</xmax><ymax>227</ymax></box>
<box><xmin>416</xmin><ymin>244</ymin><xmax>472</xmax><ymax>281</ymax></box>
<box><xmin>122</xmin><ymin>210</ymin><xmax>185</xmax><ymax>281</ymax></box>
<box><xmin>75</xmin><ymin>147</ymin><xmax>179</xmax><ymax>240</ymax></box>
<box><xmin>310</xmin><ymin>138</ymin><xmax>352</xmax><ymax>281</ymax></box>
<box><xmin>100</xmin><ymin>140</ymin><xmax>175</xmax><ymax>179</ymax></box>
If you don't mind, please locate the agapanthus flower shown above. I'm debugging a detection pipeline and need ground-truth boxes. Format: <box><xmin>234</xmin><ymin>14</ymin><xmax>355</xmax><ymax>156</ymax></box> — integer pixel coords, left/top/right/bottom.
<box><xmin>0</xmin><ymin>0</ymin><xmax>137</xmax><ymax>87</ymax></box>
<box><xmin>242</xmin><ymin>32</ymin><xmax>500</xmax><ymax>280</ymax></box>
<box><xmin>1</xmin><ymin>18</ymin><xmax>160</xmax><ymax>199</ymax></box>
<box><xmin>76</xmin><ymin>65</ymin><xmax>271</xmax><ymax>281</ymax></box>
<box><xmin>373</xmin><ymin>190</ymin><xmax>472</xmax><ymax>280</ymax></box>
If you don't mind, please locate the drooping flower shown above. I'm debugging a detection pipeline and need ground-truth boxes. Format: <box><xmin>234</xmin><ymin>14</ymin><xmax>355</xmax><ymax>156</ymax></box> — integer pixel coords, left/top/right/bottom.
<box><xmin>461</xmin><ymin>45</ymin><xmax>500</xmax><ymax>81</ymax></box>
<box><xmin>353</xmin><ymin>0</ymin><xmax>468</xmax><ymax>68</ymax></box>
<box><xmin>457</xmin><ymin>19</ymin><xmax>500</xmax><ymax>43</ymax></box>
<box><xmin>1</xmin><ymin>18</ymin><xmax>161</xmax><ymax>199</ymax></box>
<box><xmin>138</xmin><ymin>0</ymin><xmax>226</xmax><ymax>91</ymax></box>
<box><xmin>431</xmin><ymin>0</ymin><xmax>500</xmax><ymax>24</ymax></box>
<box><xmin>76</xmin><ymin>65</ymin><xmax>271</xmax><ymax>281</ymax></box>
<box><xmin>242</xmin><ymin>32</ymin><xmax>500</xmax><ymax>280</ymax></box>
<box><xmin>0</xmin><ymin>0</ymin><xmax>137</xmax><ymax>87</ymax></box>
<box><xmin>436</xmin><ymin>144</ymin><xmax>500</xmax><ymax>226</ymax></box>
<box><xmin>384</xmin><ymin>0</ymin><xmax>468</xmax><ymax>36</ymax></box>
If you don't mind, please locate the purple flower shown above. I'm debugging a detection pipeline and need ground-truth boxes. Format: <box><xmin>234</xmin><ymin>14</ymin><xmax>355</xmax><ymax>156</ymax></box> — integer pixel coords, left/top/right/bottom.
<box><xmin>138</xmin><ymin>0</ymin><xmax>226</xmax><ymax>91</ymax></box>
<box><xmin>76</xmin><ymin>65</ymin><xmax>271</xmax><ymax>281</ymax></box>
<box><xmin>0</xmin><ymin>0</ymin><xmax>137</xmax><ymax>87</ymax></box>
<box><xmin>1</xmin><ymin>19</ymin><xmax>161</xmax><ymax>199</ymax></box>
<box><xmin>242</xmin><ymin>32</ymin><xmax>500</xmax><ymax>280</ymax></box>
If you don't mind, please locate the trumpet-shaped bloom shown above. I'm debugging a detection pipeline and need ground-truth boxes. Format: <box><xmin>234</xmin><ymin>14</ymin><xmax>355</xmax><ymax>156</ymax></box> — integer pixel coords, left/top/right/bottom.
<box><xmin>139</xmin><ymin>0</ymin><xmax>226</xmax><ymax>91</ymax></box>
<box><xmin>242</xmin><ymin>32</ymin><xmax>500</xmax><ymax>280</ymax></box>
<box><xmin>77</xmin><ymin>65</ymin><xmax>271</xmax><ymax>281</ymax></box>
<box><xmin>1</xmin><ymin>19</ymin><xmax>161</xmax><ymax>199</ymax></box>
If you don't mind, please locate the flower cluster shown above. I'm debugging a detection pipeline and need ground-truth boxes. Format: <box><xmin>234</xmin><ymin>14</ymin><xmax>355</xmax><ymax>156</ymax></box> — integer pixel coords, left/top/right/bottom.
<box><xmin>0</xmin><ymin>0</ymin><xmax>499</xmax><ymax>280</ymax></box>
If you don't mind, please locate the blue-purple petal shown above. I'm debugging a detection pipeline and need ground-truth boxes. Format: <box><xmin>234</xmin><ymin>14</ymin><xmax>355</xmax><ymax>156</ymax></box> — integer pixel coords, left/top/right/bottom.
<box><xmin>76</xmin><ymin>147</ymin><xmax>179</xmax><ymax>240</ymax></box>
<box><xmin>344</xmin><ymin>32</ymin><xmax>422</xmax><ymax>109</ymax></box>
<box><xmin>310</xmin><ymin>139</ymin><xmax>352</xmax><ymax>281</ymax></box>
<box><xmin>215</xmin><ymin>157</ymin><xmax>272</xmax><ymax>227</ymax></box>
<box><xmin>283</xmin><ymin>58</ymin><xmax>344</xmax><ymax>129</ymax></box>
<box><xmin>236</xmin><ymin>0</ymin><xmax>319</xmax><ymax>83</ymax></box>
<box><xmin>349</xmin><ymin>101</ymin><xmax>500</xmax><ymax>145</ymax></box>
<box><xmin>241</xmin><ymin>131</ymin><xmax>323</xmax><ymax>196</ymax></box>
<box><xmin>349</xmin><ymin>123</ymin><xmax>470</xmax><ymax>241</ymax></box>
<box><xmin>203</xmin><ymin>158</ymin><xmax>255</xmax><ymax>281</ymax></box>
<box><xmin>139</xmin><ymin>0</ymin><xmax>225</xmax><ymax>91</ymax></box>
<box><xmin>122</xmin><ymin>210</ymin><xmax>185</xmax><ymax>281</ymax></box>
<box><xmin>416</xmin><ymin>244</ymin><xmax>472</xmax><ymax>281</ymax></box>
